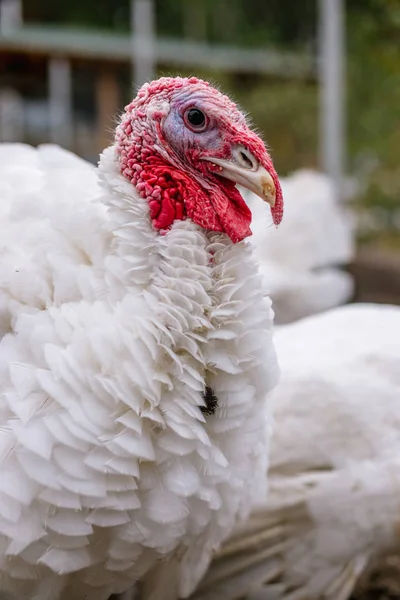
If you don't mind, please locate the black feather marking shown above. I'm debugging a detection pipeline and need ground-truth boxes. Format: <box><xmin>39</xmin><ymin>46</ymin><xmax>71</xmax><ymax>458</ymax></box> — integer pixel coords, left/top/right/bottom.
<box><xmin>201</xmin><ymin>386</ymin><xmax>219</xmax><ymax>416</ymax></box>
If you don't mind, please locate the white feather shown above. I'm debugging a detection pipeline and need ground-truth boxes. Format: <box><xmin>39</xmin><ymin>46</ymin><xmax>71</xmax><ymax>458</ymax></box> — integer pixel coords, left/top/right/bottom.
<box><xmin>0</xmin><ymin>142</ymin><xmax>278</xmax><ymax>600</ymax></box>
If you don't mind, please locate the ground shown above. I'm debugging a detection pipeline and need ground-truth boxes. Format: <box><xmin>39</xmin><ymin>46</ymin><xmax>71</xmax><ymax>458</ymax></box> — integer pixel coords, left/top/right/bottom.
<box><xmin>353</xmin><ymin>555</ymin><xmax>400</xmax><ymax>600</ymax></box>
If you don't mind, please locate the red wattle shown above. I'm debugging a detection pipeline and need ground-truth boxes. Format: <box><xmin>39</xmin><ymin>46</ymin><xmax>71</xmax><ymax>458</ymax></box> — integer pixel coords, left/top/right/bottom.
<box><xmin>117</xmin><ymin>128</ymin><xmax>253</xmax><ymax>242</ymax></box>
<box><xmin>208</xmin><ymin>179</ymin><xmax>252</xmax><ymax>243</ymax></box>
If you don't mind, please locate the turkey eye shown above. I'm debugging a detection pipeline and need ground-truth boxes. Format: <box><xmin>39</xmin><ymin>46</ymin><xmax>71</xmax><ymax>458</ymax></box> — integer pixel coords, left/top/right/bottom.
<box><xmin>187</xmin><ymin>109</ymin><xmax>204</xmax><ymax>126</ymax></box>
<box><xmin>185</xmin><ymin>108</ymin><xmax>207</xmax><ymax>131</ymax></box>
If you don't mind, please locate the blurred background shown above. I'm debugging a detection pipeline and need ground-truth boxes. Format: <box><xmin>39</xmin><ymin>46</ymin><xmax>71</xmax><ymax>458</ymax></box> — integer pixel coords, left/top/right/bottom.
<box><xmin>0</xmin><ymin>0</ymin><xmax>399</xmax><ymax>310</ymax></box>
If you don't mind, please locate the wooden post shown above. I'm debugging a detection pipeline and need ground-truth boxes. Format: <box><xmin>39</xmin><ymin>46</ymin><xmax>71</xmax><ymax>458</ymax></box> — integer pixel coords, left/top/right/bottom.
<box><xmin>211</xmin><ymin>0</ymin><xmax>238</xmax><ymax>43</ymax></box>
<box><xmin>96</xmin><ymin>69</ymin><xmax>120</xmax><ymax>153</ymax></box>
<box><xmin>0</xmin><ymin>88</ymin><xmax>24</xmax><ymax>142</ymax></box>
<box><xmin>131</xmin><ymin>0</ymin><xmax>156</xmax><ymax>88</ymax></box>
<box><xmin>182</xmin><ymin>0</ymin><xmax>207</xmax><ymax>41</ymax></box>
<box><xmin>48</xmin><ymin>57</ymin><xmax>73</xmax><ymax>149</ymax></box>
<box><xmin>0</xmin><ymin>0</ymin><xmax>22</xmax><ymax>33</ymax></box>
<box><xmin>318</xmin><ymin>0</ymin><xmax>346</xmax><ymax>200</ymax></box>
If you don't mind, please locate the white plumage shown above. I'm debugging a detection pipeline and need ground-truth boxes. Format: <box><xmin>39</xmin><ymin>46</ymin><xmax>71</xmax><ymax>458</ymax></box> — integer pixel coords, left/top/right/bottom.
<box><xmin>191</xmin><ymin>303</ymin><xmax>400</xmax><ymax>600</ymax></box>
<box><xmin>0</xmin><ymin>137</ymin><xmax>278</xmax><ymax>597</ymax></box>
<box><xmin>243</xmin><ymin>169</ymin><xmax>355</xmax><ymax>324</ymax></box>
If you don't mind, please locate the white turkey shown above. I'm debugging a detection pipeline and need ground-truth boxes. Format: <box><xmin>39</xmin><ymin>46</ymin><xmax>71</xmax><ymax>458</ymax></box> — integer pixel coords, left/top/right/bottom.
<box><xmin>190</xmin><ymin>303</ymin><xmax>400</xmax><ymax>600</ymax></box>
<box><xmin>242</xmin><ymin>170</ymin><xmax>355</xmax><ymax>324</ymax></box>
<box><xmin>0</xmin><ymin>77</ymin><xmax>283</xmax><ymax>600</ymax></box>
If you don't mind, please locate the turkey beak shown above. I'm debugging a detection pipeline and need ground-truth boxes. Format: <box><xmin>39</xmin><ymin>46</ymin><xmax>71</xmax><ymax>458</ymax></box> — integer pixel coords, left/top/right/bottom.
<box><xmin>203</xmin><ymin>147</ymin><xmax>276</xmax><ymax>208</ymax></box>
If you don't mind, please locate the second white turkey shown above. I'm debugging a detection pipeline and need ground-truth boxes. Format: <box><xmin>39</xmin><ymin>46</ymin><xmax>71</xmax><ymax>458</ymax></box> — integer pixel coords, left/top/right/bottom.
<box><xmin>190</xmin><ymin>302</ymin><xmax>400</xmax><ymax>600</ymax></box>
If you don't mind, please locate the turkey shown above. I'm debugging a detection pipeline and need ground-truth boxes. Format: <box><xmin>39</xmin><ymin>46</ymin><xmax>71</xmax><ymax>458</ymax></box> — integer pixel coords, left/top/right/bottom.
<box><xmin>0</xmin><ymin>77</ymin><xmax>283</xmax><ymax>600</ymax></box>
<box><xmin>242</xmin><ymin>170</ymin><xmax>354</xmax><ymax>324</ymax></box>
<box><xmin>190</xmin><ymin>303</ymin><xmax>400</xmax><ymax>600</ymax></box>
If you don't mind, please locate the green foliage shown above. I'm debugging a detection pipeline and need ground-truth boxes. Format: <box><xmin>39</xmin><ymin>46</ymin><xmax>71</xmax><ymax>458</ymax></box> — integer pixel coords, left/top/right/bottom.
<box><xmin>233</xmin><ymin>81</ymin><xmax>318</xmax><ymax>174</ymax></box>
<box><xmin>25</xmin><ymin>0</ymin><xmax>318</xmax><ymax>46</ymax></box>
<box><xmin>24</xmin><ymin>0</ymin><xmax>129</xmax><ymax>30</ymax></box>
<box><xmin>24</xmin><ymin>0</ymin><xmax>400</xmax><ymax>229</ymax></box>
<box><xmin>347</xmin><ymin>0</ymin><xmax>400</xmax><ymax>222</ymax></box>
